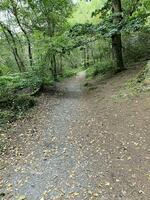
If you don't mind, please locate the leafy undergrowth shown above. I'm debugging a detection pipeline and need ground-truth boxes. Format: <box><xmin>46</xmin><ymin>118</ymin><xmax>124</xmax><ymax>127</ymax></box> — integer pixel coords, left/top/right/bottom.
<box><xmin>86</xmin><ymin>59</ymin><xmax>114</xmax><ymax>79</ymax></box>
<box><xmin>0</xmin><ymin>72</ymin><xmax>41</xmax><ymax>152</ymax></box>
<box><xmin>116</xmin><ymin>61</ymin><xmax>150</xmax><ymax>99</ymax></box>
<box><xmin>0</xmin><ymin>70</ymin><xmax>45</xmax><ymax>113</ymax></box>
<box><xmin>0</xmin><ymin>93</ymin><xmax>37</xmax><ymax>149</ymax></box>
<box><xmin>61</xmin><ymin>66</ymin><xmax>84</xmax><ymax>79</ymax></box>
<box><xmin>84</xmin><ymin>59</ymin><xmax>114</xmax><ymax>91</ymax></box>
<box><xmin>0</xmin><ymin>72</ymin><xmax>42</xmax><ymax>96</ymax></box>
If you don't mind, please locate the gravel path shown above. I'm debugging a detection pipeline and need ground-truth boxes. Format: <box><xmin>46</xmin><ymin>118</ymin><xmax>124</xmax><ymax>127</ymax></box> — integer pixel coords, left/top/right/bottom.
<box><xmin>0</xmin><ymin>69</ymin><xmax>150</xmax><ymax>200</ymax></box>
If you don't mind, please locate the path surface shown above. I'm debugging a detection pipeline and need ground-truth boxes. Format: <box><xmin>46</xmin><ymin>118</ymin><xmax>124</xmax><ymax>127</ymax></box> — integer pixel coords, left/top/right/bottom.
<box><xmin>0</xmin><ymin>68</ymin><xmax>150</xmax><ymax>200</ymax></box>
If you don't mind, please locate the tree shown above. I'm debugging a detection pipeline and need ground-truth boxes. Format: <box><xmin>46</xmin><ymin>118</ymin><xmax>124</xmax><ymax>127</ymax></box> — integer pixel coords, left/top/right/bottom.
<box><xmin>10</xmin><ymin>0</ymin><xmax>33</xmax><ymax>67</ymax></box>
<box><xmin>0</xmin><ymin>22</ymin><xmax>26</xmax><ymax>72</ymax></box>
<box><xmin>111</xmin><ymin>0</ymin><xmax>125</xmax><ymax>72</ymax></box>
<box><xmin>91</xmin><ymin>0</ymin><xmax>150</xmax><ymax>72</ymax></box>
<box><xmin>27</xmin><ymin>0</ymin><xmax>73</xmax><ymax>80</ymax></box>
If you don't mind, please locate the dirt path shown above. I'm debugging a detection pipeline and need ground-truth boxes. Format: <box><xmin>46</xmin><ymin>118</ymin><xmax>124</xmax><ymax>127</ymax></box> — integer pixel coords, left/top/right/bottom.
<box><xmin>0</xmin><ymin>68</ymin><xmax>150</xmax><ymax>200</ymax></box>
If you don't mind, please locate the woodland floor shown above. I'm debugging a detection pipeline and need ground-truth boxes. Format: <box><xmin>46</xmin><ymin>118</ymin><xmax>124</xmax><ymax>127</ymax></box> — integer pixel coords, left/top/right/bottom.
<box><xmin>0</xmin><ymin>65</ymin><xmax>150</xmax><ymax>200</ymax></box>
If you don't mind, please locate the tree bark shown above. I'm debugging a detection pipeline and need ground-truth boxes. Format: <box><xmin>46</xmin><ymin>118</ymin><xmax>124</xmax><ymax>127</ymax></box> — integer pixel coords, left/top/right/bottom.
<box><xmin>47</xmin><ymin>20</ymin><xmax>58</xmax><ymax>80</ymax></box>
<box><xmin>112</xmin><ymin>0</ymin><xmax>125</xmax><ymax>72</ymax></box>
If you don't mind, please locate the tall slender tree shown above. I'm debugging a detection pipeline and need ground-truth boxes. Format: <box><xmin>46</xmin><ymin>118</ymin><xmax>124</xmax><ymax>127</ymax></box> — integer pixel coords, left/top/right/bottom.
<box><xmin>0</xmin><ymin>22</ymin><xmax>25</xmax><ymax>72</ymax></box>
<box><xmin>10</xmin><ymin>0</ymin><xmax>33</xmax><ymax>67</ymax></box>
<box><xmin>111</xmin><ymin>0</ymin><xmax>125</xmax><ymax>72</ymax></box>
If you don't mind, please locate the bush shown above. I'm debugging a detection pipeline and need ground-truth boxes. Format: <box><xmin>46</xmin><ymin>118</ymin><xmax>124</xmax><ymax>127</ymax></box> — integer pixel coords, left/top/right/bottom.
<box><xmin>0</xmin><ymin>72</ymin><xmax>42</xmax><ymax>89</ymax></box>
<box><xmin>0</xmin><ymin>64</ymin><xmax>15</xmax><ymax>75</ymax></box>
<box><xmin>0</xmin><ymin>72</ymin><xmax>39</xmax><ymax>127</ymax></box>
<box><xmin>62</xmin><ymin>67</ymin><xmax>83</xmax><ymax>78</ymax></box>
<box><xmin>12</xmin><ymin>95</ymin><xmax>36</xmax><ymax>111</ymax></box>
<box><xmin>0</xmin><ymin>72</ymin><xmax>42</xmax><ymax>101</ymax></box>
<box><xmin>86</xmin><ymin>59</ymin><xmax>114</xmax><ymax>78</ymax></box>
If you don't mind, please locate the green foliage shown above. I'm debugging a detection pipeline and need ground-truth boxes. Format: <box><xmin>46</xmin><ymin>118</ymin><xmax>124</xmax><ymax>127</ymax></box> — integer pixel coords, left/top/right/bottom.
<box><xmin>0</xmin><ymin>65</ymin><xmax>14</xmax><ymax>75</ymax></box>
<box><xmin>0</xmin><ymin>70</ymin><xmax>2</xmax><ymax>76</ymax></box>
<box><xmin>69</xmin><ymin>23</ymin><xmax>96</xmax><ymax>37</ymax></box>
<box><xmin>69</xmin><ymin>0</ymin><xmax>106</xmax><ymax>25</ymax></box>
<box><xmin>86</xmin><ymin>59</ymin><xmax>114</xmax><ymax>78</ymax></box>
<box><xmin>0</xmin><ymin>0</ymin><xmax>150</xmax><ymax>130</ymax></box>
<box><xmin>12</xmin><ymin>95</ymin><xmax>36</xmax><ymax>111</ymax></box>
<box><xmin>91</xmin><ymin>0</ymin><xmax>150</xmax><ymax>37</ymax></box>
<box><xmin>0</xmin><ymin>110</ymin><xmax>15</xmax><ymax>125</ymax></box>
<box><xmin>0</xmin><ymin>72</ymin><xmax>42</xmax><ymax>101</ymax></box>
<box><xmin>0</xmin><ymin>72</ymin><xmax>39</xmax><ymax>126</ymax></box>
<box><xmin>123</xmin><ymin>30</ymin><xmax>150</xmax><ymax>63</ymax></box>
<box><xmin>63</xmin><ymin>66</ymin><xmax>83</xmax><ymax>78</ymax></box>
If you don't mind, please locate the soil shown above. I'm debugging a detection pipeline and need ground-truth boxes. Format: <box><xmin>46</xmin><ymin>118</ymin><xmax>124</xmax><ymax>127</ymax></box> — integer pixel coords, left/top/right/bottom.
<box><xmin>0</xmin><ymin>65</ymin><xmax>150</xmax><ymax>200</ymax></box>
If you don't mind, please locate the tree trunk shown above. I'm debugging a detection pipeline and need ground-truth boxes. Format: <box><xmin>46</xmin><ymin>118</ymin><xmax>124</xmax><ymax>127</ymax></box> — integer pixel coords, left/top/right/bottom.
<box><xmin>10</xmin><ymin>0</ymin><xmax>33</xmax><ymax>67</ymax></box>
<box><xmin>83</xmin><ymin>47</ymin><xmax>86</xmax><ymax>68</ymax></box>
<box><xmin>51</xmin><ymin>54</ymin><xmax>57</xmax><ymax>81</ymax></box>
<box><xmin>59</xmin><ymin>55</ymin><xmax>63</xmax><ymax>76</ymax></box>
<box><xmin>112</xmin><ymin>0</ymin><xmax>125</xmax><ymax>72</ymax></box>
<box><xmin>112</xmin><ymin>34</ymin><xmax>124</xmax><ymax>72</ymax></box>
<box><xmin>1</xmin><ymin>23</ymin><xmax>25</xmax><ymax>72</ymax></box>
<box><xmin>91</xmin><ymin>46</ymin><xmax>95</xmax><ymax>64</ymax></box>
<box><xmin>86</xmin><ymin>46</ymin><xmax>90</xmax><ymax>67</ymax></box>
<box><xmin>83</xmin><ymin>46</ymin><xmax>90</xmax><ymax>68</ymax></box>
